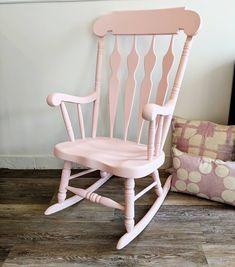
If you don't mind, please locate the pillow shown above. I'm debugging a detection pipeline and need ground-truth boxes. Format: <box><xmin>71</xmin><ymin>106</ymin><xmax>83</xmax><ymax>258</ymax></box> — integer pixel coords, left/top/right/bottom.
<box><xmin>172</xmin><ymin>116</ymin><xmax>235</xmax><ymax>161</ymax></box>
<box><xmin>171</xmin><ymin>147</ymin><xmax>235</xmax><ymax>206</ymax></box>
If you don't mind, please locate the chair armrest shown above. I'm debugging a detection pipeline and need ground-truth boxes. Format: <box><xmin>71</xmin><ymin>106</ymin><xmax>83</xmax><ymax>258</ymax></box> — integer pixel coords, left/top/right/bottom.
<box><xmin>142</xmin><ymin>99</ymin><xmax>175</xmax><ymax>121</ymax></box>
<box><xmin>47</xmin><ymin>91</ymin><xmax>98</xmax><ymax>107</ymax></box>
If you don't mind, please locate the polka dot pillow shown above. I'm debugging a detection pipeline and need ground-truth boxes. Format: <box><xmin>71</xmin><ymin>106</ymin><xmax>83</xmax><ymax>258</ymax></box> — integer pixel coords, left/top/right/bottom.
<box><xmin>171</xmin><ymin>147</ymin><xmax>235</xmax><ymax>206</ymax></box>
<box><xmin>172</xmin><ymin>116</ymin><xmax>235</xmax><ymax>161</ymax></box>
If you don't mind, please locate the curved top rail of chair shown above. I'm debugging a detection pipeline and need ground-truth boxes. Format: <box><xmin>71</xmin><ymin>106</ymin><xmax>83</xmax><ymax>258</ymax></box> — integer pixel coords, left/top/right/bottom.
<box><xmin>93</xmin><ymin>7</ymin><xmax>201</xmax><ymax>37</ymax></box>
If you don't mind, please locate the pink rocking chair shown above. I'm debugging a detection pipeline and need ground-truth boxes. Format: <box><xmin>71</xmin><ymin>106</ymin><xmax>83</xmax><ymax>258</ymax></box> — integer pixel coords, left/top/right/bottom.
<box><xmin>45</xmin><ymin>7</ymin><xmax>201</xmax><ymax>249</ymax></box>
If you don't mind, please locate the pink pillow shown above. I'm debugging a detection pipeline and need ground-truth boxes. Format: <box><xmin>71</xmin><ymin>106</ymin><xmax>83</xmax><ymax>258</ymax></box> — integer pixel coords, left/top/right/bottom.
<box><xmin>172</xmin><ymin>117</ymin><xmax>235</xmax><ymax>161</ymax></box>
<box><xmin>171</xmin><ymin>147</ymin><xmax>235</xmax><ymax>206</ymax></box>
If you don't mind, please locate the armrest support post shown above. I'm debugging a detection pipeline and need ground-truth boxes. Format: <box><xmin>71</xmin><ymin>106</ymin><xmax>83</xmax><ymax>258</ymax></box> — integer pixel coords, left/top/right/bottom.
<box><xmin>142</xmin><ymin>99</ymin><xmax>175</xmax><ymax>160</ymax></box>
<box><xmin>148</xmin><ymin>120</ymin><xmax>155</xmax><ymax>160</ymax></box>
<box><xmin>47</xmin><ymin>91</ymin><xmax>97</xmax><ymax>141</ymax></box>
<box><xmin>60</xmin><ymin>102</ymin><xmax>75</xmax><ymax>142</ymax></box>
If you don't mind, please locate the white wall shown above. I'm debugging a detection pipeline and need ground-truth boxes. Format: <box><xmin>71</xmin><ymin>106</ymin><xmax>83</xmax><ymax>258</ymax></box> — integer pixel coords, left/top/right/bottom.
<box><xmin>0</xmin><ymin>0</ymin><xmax>234</xmax><ymax>169</ymax></box>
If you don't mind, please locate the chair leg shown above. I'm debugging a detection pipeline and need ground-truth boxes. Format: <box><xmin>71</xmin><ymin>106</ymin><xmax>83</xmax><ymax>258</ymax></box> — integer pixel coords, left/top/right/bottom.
<box><xmin>124</xmin><ymin>178</ymin><xmax>135</xmax><ymax>233</ymax></box>
<box><xmin>152</xmin><ymin>170</ymin><xmax>163</xmax><ymax>197</ymax></box>
<box><xmin>117</xmin><ymin>175</ymin><xmax>172</xmax><ymax>249</ymax></box>
<box><xmin>58</xmin><ymin>161</ymin><xmax>71</xmax><ymax>203</ymax></box>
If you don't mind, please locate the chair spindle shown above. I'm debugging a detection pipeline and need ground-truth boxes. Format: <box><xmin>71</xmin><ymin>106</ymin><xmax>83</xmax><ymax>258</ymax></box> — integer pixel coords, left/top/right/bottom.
<box><xmin>137</xmin><ymin>36</ymin><xmax>156</xmax><ymax>143</ymax></box>
<box><xmin>148</xmin><ymin>120</ymin><xmax>156</xmax><ymax>160</ymax></box>
<box><xmin>160</xmin><ymin>114</ymin><xmax>172</xmax><ymax>152</ymax></box>
<box><xmin>155</xmin><ymin>115</ymin><xmax>164</xmax><ymax>156</ymax></box>
<box><xmin>170</xmin><ymin>36</ymin><xmax>193</xmax><ymax>101</ymax></box>
<box><xmin>60</xmin><ymin>102</ymin><xmax>75</xmax><ymax>142</ymax></box>
<box><xmin>124</xmin><ymin>36</ymin><xmax>139</xmax><ymax>141</ymax></box>
<box><xmin>156</xmin><ymin>35</ymin><xmax>175</xmax><ymax>105</ymax></box>
<box><xmin>77</xmin><ymin>104</ymin><xmax>85</xmax><ymax>139</ymax></box>
<box><xmin>92</xmin><ymin>37</ymin><xmax>105</xmax><ymax>138</ymax></box>
<box><xmin>109</xmin><ymin>35</ymin><xmax>121</xmax><ymax>138</ymax></box>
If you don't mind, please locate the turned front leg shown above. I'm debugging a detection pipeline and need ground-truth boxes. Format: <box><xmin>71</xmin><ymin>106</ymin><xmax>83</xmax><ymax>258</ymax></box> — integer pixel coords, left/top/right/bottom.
<box><xmin>124</xmin><ymin>178</ymin><xmax>135</xmax><ymax>232</ymax></box>
<box><xmin>152</xmin><ymin>171</ymin><xmax>163</xmax><ymax>197</ymax></box>
<box><xmin>58</xmin><ymin>161</ymin><xmax>71</xmax><ymax>203</ymax></box>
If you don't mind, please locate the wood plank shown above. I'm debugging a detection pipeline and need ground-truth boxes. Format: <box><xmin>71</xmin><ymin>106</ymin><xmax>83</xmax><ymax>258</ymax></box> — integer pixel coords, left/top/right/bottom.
<box><xmin>0</xmin><ymin>177</ymin><xmax>58</xmax><ymax>204</ymax></box>
<box><xmin>0</xmin><ymin>169</ymin><xmax>234</xmax><ymax>266</ymax></box>
<box><xmin>0</xmin><ymin>246</ymin><xmax>11</xmax><ymax>267</ymax></box>
<box><xmin>3</xmin><ymin>242</ymin><xmax>208</xmax><ymax>267</ymax></box>
<box><xmin>203</xmin><ymin>244</ymin><xmax>235</xmax><ymax>267</ymax></box>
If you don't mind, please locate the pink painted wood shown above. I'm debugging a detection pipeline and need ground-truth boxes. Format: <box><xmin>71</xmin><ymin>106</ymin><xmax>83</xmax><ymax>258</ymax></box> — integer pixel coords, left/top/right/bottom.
<box><xmin>92</xmin><ymin>37</ymin><xmax>104</xmax><ymax>138</ymax></box>
<box><xmin>58</xmin><ymin>161</ymin><xmax>71</xmax><ymax>203</ymax></box>
<box><xmin>60</xmin><ymin>103</ymin><xmax>75</xmax><ymax>142</ymax></box>
<box><xmin>45</xmin><ymin>7</ymin><xmax>201</xmax><ymax>249</ymax></box>
<box><xmin>156</xmin><ymin>35</ymin><xmax>175</xmax><ymax>106</ymax></box>
<box><xmin>109</xmin><ymin>36</ymin><xmax>121</xmax><ymax>138</ymax></box>
<box><xmin>45</xmin><ymin>171</ymin><xmax>112</xmax><ymax>215</ymax></box>
<box><xmin>93</xmin><ymin>8</ymin><xmax>200</xmax><ymax>37</ymax></box>
<box><xmin>137</xmin><ymin>36</ymin><xmax>156</xmax><ymax>144</ymax></box>
<box><xmin>124</xmin><ymin>36</ymin><xmax>139</xmax><ymax>141</ymax></box>
<box><xmin>124</xmin><ymin>178</ymin><xmax>135</xmax><ymax>232</ymax></box>
<box><xmin>77</xmin><ymin>104</ymin><xmax>85</xmax><ymax>139</ymax></box>
<box><xmin>155</xmin><ymin>115</ymin><xmax>164</xmax><ymax>156</ymax></box>
<box><xmin>47</xmin><ymin>92</ymin><xmax>97</xmax><ymax>106</ymax></box>
<box><xmin>67</xmin><ymin>186</ymin><xmax>124</xmax><ymax>210</ymax></box>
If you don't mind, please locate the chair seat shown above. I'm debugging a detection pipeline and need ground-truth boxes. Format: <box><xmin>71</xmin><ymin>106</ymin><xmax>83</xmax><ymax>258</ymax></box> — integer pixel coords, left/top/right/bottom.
<box><xmin>54</xmin><ymin>137</ymin><xmax>165</xmax><ymax>178</ymax></box>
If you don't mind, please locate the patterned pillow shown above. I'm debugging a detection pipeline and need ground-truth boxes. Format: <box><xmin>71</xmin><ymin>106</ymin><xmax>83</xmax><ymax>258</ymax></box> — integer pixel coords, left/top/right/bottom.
<box><xmin>171</xmin><ymin>147</ymin><xmax>235</xmax><ymax>206</ymax></box>
<box><xmin>172</xmin><ymin>117</ymin><xmax>235</xmax><ymax>161</ymax></box>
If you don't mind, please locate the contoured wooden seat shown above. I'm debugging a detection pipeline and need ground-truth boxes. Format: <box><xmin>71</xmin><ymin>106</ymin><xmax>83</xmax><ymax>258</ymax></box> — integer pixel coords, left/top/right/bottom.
<box><xmin>54</xmin><ymin>137</ymin><xmax>165</xmax><ymax>178</ymax></box>
<box><xmin>45</xmin><ymin>7</ymin><xmax>201</xmax><ymax>249</ymax></box>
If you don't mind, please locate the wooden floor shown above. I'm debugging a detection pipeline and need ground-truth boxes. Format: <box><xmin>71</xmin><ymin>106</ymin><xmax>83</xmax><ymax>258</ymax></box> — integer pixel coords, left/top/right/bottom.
<box><xmin>0</xmin><ymin>169</ymin><xmax>235</xmax><ymax>267</ymax></box>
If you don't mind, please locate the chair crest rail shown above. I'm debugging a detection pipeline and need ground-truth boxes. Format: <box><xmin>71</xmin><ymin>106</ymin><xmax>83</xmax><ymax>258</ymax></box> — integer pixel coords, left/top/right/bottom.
<box><xmin>93</xmin><ymin>7</ymin><xmax>201</xmax><ymax>37</ymax></box>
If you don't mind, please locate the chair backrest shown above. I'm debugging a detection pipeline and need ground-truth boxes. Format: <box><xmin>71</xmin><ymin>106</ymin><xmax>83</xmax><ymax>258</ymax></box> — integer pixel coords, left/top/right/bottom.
<box><xmin>91</xmin><ymin>7</ymin><xmax>200</xmax><ymax>147</ymax></box>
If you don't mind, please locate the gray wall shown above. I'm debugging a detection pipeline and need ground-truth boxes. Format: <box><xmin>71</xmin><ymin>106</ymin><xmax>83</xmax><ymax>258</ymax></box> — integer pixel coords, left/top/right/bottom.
<box><xmin>0</xmin><ymin>0</ymin><xmax>234</xmax><ymax>168</ymax></box>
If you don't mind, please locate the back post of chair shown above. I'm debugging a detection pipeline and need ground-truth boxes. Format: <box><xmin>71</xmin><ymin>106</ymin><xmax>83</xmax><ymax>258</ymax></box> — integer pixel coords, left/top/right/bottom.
<box><xmin>153</xmin><ymin>35</ymin><xmax>194</xmax><ymax>159</ymax></box>
<box><xmin>92</xmin><ymin>37</ymin><xmax>105</xmax><ymax>138</ymax></box>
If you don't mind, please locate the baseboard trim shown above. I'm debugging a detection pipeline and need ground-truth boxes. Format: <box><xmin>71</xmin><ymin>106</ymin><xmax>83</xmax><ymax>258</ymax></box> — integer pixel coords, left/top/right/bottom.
<box><xmin>0</xmin><ymin>155</ymin><xmax>172</xmax><ymax>169</ymax></box>
<box><xmin>0</xmin><ymin>155</ymin><xmax>65</xmax><ymax>169</ymax></box>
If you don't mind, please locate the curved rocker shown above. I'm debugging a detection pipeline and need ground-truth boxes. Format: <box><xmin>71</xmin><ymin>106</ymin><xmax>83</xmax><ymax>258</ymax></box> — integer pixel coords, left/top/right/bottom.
<box><xmin>45</xmin><ymin>194</ymin><xmax>85</xmax><ymax>215</ymax></box>
<box><xmin>117</xmin><ymin>175</ymin><xmax>172</xmax><ymax>250</ymax></box>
